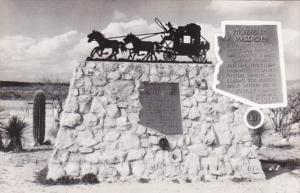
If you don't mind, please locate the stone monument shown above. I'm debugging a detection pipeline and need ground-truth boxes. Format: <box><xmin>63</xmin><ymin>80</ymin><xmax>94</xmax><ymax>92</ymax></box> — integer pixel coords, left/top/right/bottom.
<box><xmin>47</xmin><ymin>61</ymin><xmax>265</xmax><ymax>182</ymax></box>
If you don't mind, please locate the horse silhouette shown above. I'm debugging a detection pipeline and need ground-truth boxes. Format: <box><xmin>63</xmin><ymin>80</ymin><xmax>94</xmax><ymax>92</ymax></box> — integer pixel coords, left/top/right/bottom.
<box><xmin>87</xmin><ymin>30</ymin><xmax>127</xmax><ymax>60</ymax></box>
<box><xmin>123</xmin><ymin>33</ymin><xmax>161</xmax><ymax>61</ymax></box>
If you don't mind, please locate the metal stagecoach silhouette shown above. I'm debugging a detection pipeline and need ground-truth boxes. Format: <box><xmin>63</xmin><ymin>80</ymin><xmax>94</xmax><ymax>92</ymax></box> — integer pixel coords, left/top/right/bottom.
<box><xmin>86</xmin><ymin>18</ymin><xmax>211</xmax><ymax>63</ymax></box>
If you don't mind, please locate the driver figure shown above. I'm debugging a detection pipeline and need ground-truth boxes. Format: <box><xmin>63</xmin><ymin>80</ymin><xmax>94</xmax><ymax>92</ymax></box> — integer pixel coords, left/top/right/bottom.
<box><xmin>161</xmin><ymin>21</ymin><xmax>176</xmax><ymax>45</ymax></box>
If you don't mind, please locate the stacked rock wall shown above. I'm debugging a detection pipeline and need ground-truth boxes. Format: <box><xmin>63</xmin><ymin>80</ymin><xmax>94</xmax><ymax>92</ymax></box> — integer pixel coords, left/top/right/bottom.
<box><xmin>47</xmin><ymin>61</ymin><xmax>265</xmax><ymax>182</ymax></box>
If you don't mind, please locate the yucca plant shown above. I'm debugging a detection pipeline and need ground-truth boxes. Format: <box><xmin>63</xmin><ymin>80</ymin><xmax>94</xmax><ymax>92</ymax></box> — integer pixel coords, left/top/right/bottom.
<box><xmin>1</xmin><ymin>116</ymin><xmax>28</xmax><ymax>153</ymax></box>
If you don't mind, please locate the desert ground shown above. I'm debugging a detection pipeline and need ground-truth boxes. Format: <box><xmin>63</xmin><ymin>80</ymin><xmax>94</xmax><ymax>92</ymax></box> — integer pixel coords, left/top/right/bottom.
<box><xmin>0</xmin><ymin>149</ymin><xmax>299</xmax><ymax>193</ymax></box>
<box><xmin>0</xmin><ymin>99</ymin><xmax>300</xmax><ymax>193</ymax></box>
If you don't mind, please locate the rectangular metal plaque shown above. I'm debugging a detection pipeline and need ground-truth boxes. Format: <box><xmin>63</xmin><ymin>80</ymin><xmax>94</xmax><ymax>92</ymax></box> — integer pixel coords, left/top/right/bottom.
<box><xmin>139</xmin><ymin>83</ymin><xmax>183</xmax><ymax>135</ymax></box>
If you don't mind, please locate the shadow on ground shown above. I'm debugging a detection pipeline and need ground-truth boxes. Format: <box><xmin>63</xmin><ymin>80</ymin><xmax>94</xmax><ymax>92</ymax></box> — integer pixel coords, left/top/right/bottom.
<box><xmin>261</xmin><ymin>160</ymin><xmax>300</xmax><ymax>179</ymax></box>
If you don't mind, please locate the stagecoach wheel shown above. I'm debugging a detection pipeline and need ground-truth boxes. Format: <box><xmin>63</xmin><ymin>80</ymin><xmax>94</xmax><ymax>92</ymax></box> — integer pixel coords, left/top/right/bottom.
<box><xmin>163</xmin><ymin>50</ymin><xmax>176</xmax><ymax>62</ymax></box>
<box><xmin>191</xmin><ymin>50</ymin><xmax>207</xmax><ymax>63</ymax></box>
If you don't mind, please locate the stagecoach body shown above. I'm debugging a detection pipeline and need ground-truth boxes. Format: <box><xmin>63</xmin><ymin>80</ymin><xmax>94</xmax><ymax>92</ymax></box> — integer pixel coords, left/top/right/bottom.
<box><xmin>162</xmin><ymin>23</ymin><xmax>210</xmax><ymax>62</ymax></box>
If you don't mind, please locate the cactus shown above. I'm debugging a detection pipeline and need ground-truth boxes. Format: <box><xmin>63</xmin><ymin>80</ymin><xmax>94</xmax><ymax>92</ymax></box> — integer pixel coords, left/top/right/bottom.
<box><xmin>33</xmin><ymin>90</ymin><xmax>46</xmax><ymax>145</ymax></box>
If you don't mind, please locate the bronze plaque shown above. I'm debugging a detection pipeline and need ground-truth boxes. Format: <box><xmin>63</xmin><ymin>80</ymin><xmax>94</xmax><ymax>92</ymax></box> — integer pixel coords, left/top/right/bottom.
<box><xmin>214</xmin><ymin>22</ymin><xmax>287</xmax><ymax>107</ymax></box>
<box><xmin>139</xmin><ymin>83</ymin><xmax>183</xmax><ymax>135</ymax></box>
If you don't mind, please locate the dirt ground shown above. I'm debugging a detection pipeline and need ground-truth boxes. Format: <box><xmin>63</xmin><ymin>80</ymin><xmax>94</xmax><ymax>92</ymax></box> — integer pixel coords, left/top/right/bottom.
<box><xmin>0</xmin><ymin>145</ymin><xmax>299</xmax><ymax>193</ymax></box>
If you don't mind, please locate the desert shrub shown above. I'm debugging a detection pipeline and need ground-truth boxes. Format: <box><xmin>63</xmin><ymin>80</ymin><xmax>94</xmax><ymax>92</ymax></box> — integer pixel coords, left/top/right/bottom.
<box><xmin>56</xmin><ymin>176</ymin><xmax>80</xmax><ymax>185</ymax></box>
<box><xmin>270</xmin><ymin>91</ymin><xmax>300</xmax><ymax>139</ymax></box>
<box><xmin>34</xmin><ymin>166</ymin><xmax>56</xmax><ymax>185</ymax></box>
<box><xmin>43</xmin><ymin>139</ymin><xmax>52</xmax><ymax>145</ymax></box>
<box><xmin>35</xmin><ymin>167</ymin><xmax>98</xmax><ymax>185</ymax></box>
<box><xmin>231</xmin><ymin>177</ymin><xmax>251</xmax><ymax>183</ymax></box>
<box><xmin>81</xmin><ymin>173</ymin><xmax>99</xmax><ymax>184</ymax></box>
<box><xmin>0</xmin><ymin>116</ymin><xmax>28</xmax><ymax>152</ymax></box>
<box><xmin>138</xmin><ymin>178</ymin><xmax>149</xmax><ymax>183</ymax></box>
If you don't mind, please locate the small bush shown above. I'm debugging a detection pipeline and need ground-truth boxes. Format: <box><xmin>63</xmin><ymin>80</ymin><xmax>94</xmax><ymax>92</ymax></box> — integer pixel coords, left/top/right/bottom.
<box><xmin>185</xmin><ymin>178</ymin><xmax>192</xmax><ymax>183</ymax></box>
<box><xmin>231</xmin><ymin>177</ymin><xmax>251</xmax><ymax>183</ymax></box>
<box><xmin>0</xmin><ymin>116</ymin><xmax>28</xmax><ymax>152</ymax></box>
<box><xmin>81</xmin><ymin>173</ymin><xmax>99</xmax><ymax>184</ymax></box>
<box><xmin>43</xmin><ymin>139</ymin><xmax>52</xmax><ymax>145</ymax></box>
<box><xmin>56</xmin><ymin>176</ymin><xmax>80</xmax><ymax>185</ymax></box>
<box><xmin>35</xmin><ymin>167</ymin><xmax>99</xmax><ymax>185</ymax></box>
<box><xmin>139</xmin><ymin>178</ymin><xmax>149</xmax><ymax>183</ymax></box>
<box><xmin>34</xmin><ymin>166</ymin><xmax>55</xmax><ymax>185</ymax></box>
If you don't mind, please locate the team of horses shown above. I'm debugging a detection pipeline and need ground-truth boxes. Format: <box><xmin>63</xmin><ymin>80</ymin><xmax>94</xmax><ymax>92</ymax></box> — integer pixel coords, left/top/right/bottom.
<box><xmin>87</xmin><ymin>30</ymin><xmax>161</xmax><ymax>61</ymax></box>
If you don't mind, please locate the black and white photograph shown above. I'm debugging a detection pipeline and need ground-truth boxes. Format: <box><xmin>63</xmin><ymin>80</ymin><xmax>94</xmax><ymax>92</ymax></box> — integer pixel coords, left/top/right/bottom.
<box><xmin>0</xmin><ymin>0</ymin><xmax>299</xmax><ymax>192</ymax></box>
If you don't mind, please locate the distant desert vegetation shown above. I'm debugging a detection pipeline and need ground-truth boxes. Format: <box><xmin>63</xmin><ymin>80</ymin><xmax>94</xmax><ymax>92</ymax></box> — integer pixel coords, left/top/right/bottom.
<box><xmin>287</xmin><ymin>79</ymin><xmax>300</xmax><ymax>92</ymax></box>
<box><xmin>0</xmin><ymin>81</ymin><xmax>69</xmax><ymax>100</ymax></box>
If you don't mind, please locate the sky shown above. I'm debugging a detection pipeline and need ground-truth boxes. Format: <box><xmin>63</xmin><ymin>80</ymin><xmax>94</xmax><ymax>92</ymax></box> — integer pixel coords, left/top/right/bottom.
<box><xmin>0</xmin><ymin>0</ymin><xmax>299</xmax><ymax>82</ymax></box>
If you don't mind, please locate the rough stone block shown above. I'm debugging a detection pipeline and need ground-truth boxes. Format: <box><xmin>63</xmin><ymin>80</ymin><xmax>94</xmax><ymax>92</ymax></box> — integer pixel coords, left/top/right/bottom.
<box><xmin>101</xmin><ymin>151</ymin><xmax>126</xmax><ymax>164</ymax></box>
<box><xmin>126</xmin><ymin>149</ymin><xmax>146</xmax><ymax>161</ymax></box>
<box><xmin>107</xmin><ymin>70</ymin><xmax>121</xmax><ymax>80</ymax></box>
<box><xmin>79</xmin><ymin>147</ymin><xmax>94</xmax><ymax>154</ymax></box>
<box><xmin>170</xmin><ymin>149</ymin><xmax>183</xmax><ymax>163</ymax></box>
<box><xmin>81</xmin><ymin>162</ymin><xmax>98</xmax><ymax>176</ymax></box>
<box><xmin>103</xmin><ymin>130</ymin><xmax>121</xmax><ymax>142</ymax></box>
<box><xmin>119</xmin><ymin>132</ymin><xmax>140</xmax><ymax>150</ymax></box>
<box><xmin>119</xmin><ymin>63</ymin><xmax>133</xmax><ymax>73</ymax></box>
<box><xmin>140</xmin><ymin>138</ymin><xmax>150</xmax><ymax>148</ymax></box>
<box><xmin>64</xmin><ymin>97</ymin><xmax>78</xmax><ymax>113</ymax></box>
<box><xmin>103</xmin><ymin>117</ymin><xmax>116</xmax><ymax>128</ymax></box>
<box><xmin>57</xmin><ymin>151</ymin><xmax>70</xmax><ymax>163</ymax></box>
<box><xmin>221</xmin><ymin>113</ymin><xmax>235</xmax><ymax>123</ymax></box>
<box><xmin>84</xmin><ymin>77</ymin><xmax>93</xmax><ymax>87</ymax></box>
<box><xmin>84</xmin><ymin>152</ymin><xmax>102</xmax><ymax>164</ymax></box>
<box><xmin>55</xmin><ymin>128</ymin><xmax>74</xmax><ymax>149</ymax></box>
<box><xmin>182</xmin><ymin>98</ymin><xmax>197</xmax><ymax>107</ymax></box>
<box><xmin>135</xmin><ymin>125</ymin><xmax>147</xmax><ymax>135</ymax></box>
<box><xmin>199</xmin><ymin>125</ymin><xmax>216</xmax><ymax>146</ymax></box>
<box><xmin>116</xmin><ymin>116</ymin><xmax>131</xmax><ymax>129</ymax></box>
<box><xmin>60</xmin><ymin>113</ymin><xmax>82</xmax><ymax>128</ymax></box>
<box><xmin>76</xmin><ymin>129</ymin><xmax>98</xmax><ymax>147</ymax></box>
<box><xmin>47</xmin><ymin>162</ymin><xmax>65</xmax><ymax>180</ymax></box>
<box><xmin>188</xmin><ymin>144</ymin><xmax>211</xmax><ymax>157</ymax></box>
<box><xmin>106</xmin><ymin>104</ymin><xmax>120</xmax><ymax>118</ymax></box>
<box><xmin>216</xmin><ymin>130</ymin><xmax>234</xmax><ymax>145</ymax></box>
<box><xmin>90</xmin><ymin>97</ymin><xmax>106</xmax><ymax>116</ymax></box>
<box><xmin>184</xmin><ymin>153</ymin><xmax>200</xmax><ymax>175</ymax></box>
<box><xmin>149</xmin><ymin>136</ymin><xmax>159</xmax><ymax>145</ymax></box>
<box><xmin>64</xmin><ymin>161</ymin><xmax>80</xmax><ymax>177</ymax></box>
<box><xmin>83</xmin><ymin>113</ymin><xmax>99</xmax><ymax>127</ymax></box>
<box><xmin>201</xmin><ymin>157</ymin><xmax>226</xmax><ymax>176</ymax></box>
<box><xmin>109</xmin><ymin>81</ymin><xmax>134</xmax><ymax>96</ymax></box>
<box><xmin>131</xmin><ymin>160</ymin><xmax>145</xmax><ymax>177</ymax></box>
<box><xmin>98</xmin><ymin>165</ymin><xmax>118</xmax><ymax>178</ymax></box>
<box><xmin>86</xmin><ymin>62</ymin><xmax>96</xmax><ymax>69</ymax></box>
<box><xmin>116</xmin><ymin>162</ymin><xmax>131</xmax><ymax>176</ymax></box>
<box><xmin>188</xmin><ymin>107</ymin><xmax>201</xmax><ymax>120</ymax></box>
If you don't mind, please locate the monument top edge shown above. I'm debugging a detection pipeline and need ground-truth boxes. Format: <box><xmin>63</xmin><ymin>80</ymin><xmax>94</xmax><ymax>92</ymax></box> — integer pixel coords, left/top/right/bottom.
<box><xmin>83</xmin><ymin>59</ymin><xmax>213</xmax><ymax>65</ymax></box>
